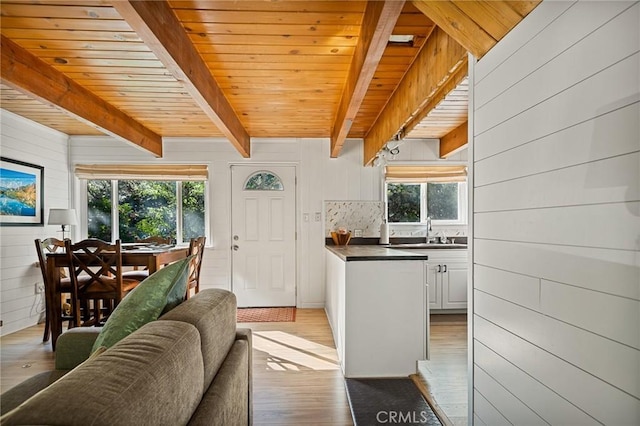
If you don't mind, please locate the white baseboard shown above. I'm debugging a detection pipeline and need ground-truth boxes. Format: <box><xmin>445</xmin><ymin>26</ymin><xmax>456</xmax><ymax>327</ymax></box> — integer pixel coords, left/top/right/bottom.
<box><xmin>296</xmin><ymin>302</ymin><xmax>325</xmax><ymax>309</ymax></box>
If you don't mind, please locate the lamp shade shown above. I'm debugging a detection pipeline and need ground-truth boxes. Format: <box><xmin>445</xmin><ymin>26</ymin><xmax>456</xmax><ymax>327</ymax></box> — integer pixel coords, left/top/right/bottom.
<box><xmin>48</xmin><ymin>208</ymin><xmax>78</xmax><ymax>226</ymax></box>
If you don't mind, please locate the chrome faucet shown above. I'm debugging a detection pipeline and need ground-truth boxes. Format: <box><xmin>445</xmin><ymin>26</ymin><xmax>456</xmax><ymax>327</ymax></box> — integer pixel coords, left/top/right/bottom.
<box><xmin>425</xmin><ymin>216</ymin><xmax>432</xmax><ymax>243</ymax></box>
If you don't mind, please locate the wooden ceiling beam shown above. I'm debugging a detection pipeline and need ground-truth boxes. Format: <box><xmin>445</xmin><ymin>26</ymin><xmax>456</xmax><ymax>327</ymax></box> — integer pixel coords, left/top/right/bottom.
<box><xmin>363</xmin><ymin>27</ymin><xmax>467</xmax><ymax>166</ymax></box>
<box><xmin>0</xmin><ymin>35</ymin><xmax>163</xmax><ymax>157</ymax></box>
<box><xmin>330</xmin><ymin>0</ymin><xmax>405</xmax><ymax>158</ymax></box>
<box><xmin>455</xmin><ymin>1</ymin><xmax>525</xmax><ymax>40</ymax></box>
<box><xmin>440</xmin><ymin>120</ymin><xmax>468</xmax><ymax>158</ymax></box>
<box><xmin>113</xmin><ymin>0</ymin><xmax>250</xmax><ymax>158</ymax></box>
<box><xmin>505</xmin><ymin>1</ymin><xmax>543</xmax><ymax>17</ymax></box>
<box><xmin>412</xmin><ymin>0</ymin><xmax>496</xmax><ymax>58</ymax></box>
<box><xmin>402</xmin><ymin>59</ymin><xmax>468</xmax><ymax>135</ymax></box>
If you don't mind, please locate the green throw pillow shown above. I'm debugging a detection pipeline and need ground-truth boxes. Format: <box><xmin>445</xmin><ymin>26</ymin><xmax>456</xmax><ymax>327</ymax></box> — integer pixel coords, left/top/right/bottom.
<box><xmin>91</xmin><ymin>255</ymin><xmax>193</xmax><ymax>353</ymax></box>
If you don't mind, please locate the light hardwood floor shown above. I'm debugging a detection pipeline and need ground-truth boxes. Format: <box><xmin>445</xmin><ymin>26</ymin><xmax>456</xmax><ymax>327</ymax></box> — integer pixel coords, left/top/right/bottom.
<box><xmin>1</xmin><ymin>324</ymin><xmax>56</xmax><ymax>394</ymax></box>
<box><xmin>0</xmin><ymin>309</ymin><xmax>354</xmax><ymax>425</ymax></box>
<box><xmin>417</xmin><ymin>314</ymin><xmax>468</xmax><ymax>426</ymax></box>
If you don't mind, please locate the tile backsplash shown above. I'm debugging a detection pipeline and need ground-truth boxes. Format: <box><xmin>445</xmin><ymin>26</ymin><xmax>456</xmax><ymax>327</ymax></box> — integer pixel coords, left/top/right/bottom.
<box><xmin>388</xmin><ymin>224</ymin><xmax>468</xmax><ymax>238</ymax></box>
<box><xmin>324</xmin><ymin>200</ymin><xmax>468</xmax><ymax>239</ymax></box>
<box><xmin>324</xmin><ymin>201</ymin><xmax>384</xmax><ymax>237</ymax></box>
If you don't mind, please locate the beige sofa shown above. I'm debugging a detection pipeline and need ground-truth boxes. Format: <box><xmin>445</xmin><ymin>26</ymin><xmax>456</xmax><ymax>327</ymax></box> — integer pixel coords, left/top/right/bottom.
<box><xmin>1</xmin><ymin>289</ymin><xmax>252</xmax><ymax>425</ymax></box>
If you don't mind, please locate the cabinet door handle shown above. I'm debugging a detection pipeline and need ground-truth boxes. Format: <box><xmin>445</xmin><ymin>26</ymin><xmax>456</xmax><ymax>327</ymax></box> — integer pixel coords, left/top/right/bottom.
<box><xmin>437</xmin><ymin>265</ymin><xmax>442</xmax><ymax>273</ymax></box>
<box><xmin>443</xmin><ymin>265</ymin><xmax>447</xmax><ymax>273</ymax></box>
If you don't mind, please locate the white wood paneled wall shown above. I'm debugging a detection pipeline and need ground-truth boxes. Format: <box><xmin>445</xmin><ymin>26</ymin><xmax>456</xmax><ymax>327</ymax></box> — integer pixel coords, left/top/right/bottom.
<box><xmin>472</xmin><ymin>1</ymin><xmax>640</xmax><ymax>424</ymax></box>
<box><xmin>0</xmin><ymin>110</ymin><xmax>71</xmax><ymax>336</ymax></box>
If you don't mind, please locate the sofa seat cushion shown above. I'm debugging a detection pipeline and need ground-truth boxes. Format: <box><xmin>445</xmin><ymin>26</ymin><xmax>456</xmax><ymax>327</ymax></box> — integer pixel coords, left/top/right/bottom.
<box><xmin>159</xmin><ymin>289</ymin><xmax>237</xmax><ymax>393</ymax></box>
<box><xmin>1</xmin><ymin>321</ymin><xmax>204</xmax><ymax>426</ymax></box>
<box><xmin>91</xmin><ymin>256</ymin><xmax>192</xmax><ymax>352</ymax></box>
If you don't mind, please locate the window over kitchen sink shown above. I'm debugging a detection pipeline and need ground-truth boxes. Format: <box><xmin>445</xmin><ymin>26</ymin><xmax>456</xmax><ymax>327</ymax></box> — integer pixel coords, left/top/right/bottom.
<box><xmin>384</xmin><ymin>165</ymin><xmax>467</xmax><ymax>225</ymax></box>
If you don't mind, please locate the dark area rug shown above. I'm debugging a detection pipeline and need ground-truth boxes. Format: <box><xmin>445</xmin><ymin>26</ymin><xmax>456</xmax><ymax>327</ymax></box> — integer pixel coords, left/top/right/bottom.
<box><xmin>345</xmin><ymin>378</ymin><xmax>441</xmax><ymax>426</ymax></box>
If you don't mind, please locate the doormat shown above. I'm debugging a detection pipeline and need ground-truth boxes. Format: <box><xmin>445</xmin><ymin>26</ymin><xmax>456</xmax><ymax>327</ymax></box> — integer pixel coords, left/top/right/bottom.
<box><xmin>345</xmin><ymin>378</ymin><xmax>442</xmax><ymax>426</ymax></box>
<box><xmin>237</xmin><ymin>307</ymin><xmax>296</xmax><ymax>323</ymax></box>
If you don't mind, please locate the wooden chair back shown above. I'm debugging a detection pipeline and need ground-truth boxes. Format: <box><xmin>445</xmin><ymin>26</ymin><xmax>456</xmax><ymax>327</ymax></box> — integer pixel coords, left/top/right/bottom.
<box><xmin>186</xmin><ymin>236</ymin><xmax>206</xmax><ymax>299</ymax></box>
<box><xmin>64</xmin><ymin>239</ymin><xmax>137</xmax><ymax>325</ymax></box>
<box><xmin>34</xmin><ymin>237</ymin><xmax>76</xmax><ymax>346</ymax></box>
<box><xmin>34</xmin><ymin>237</ymin><xmax>66</xmax><ymax>291</ymax></box>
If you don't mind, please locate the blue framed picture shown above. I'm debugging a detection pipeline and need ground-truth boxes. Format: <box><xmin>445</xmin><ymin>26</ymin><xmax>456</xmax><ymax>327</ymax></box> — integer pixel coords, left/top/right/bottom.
<box><xmin>0</xmin><ymin>157</ymin><xmax>44</xmax><ymax>226</ymax></box>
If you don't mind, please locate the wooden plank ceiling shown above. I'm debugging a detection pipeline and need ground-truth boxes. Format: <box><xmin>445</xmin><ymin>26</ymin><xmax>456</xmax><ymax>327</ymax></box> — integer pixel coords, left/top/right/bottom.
<box><xmin>0</xmin><ymin>0</ymin><xmax>540</xmax><ymax>163</ymax></box>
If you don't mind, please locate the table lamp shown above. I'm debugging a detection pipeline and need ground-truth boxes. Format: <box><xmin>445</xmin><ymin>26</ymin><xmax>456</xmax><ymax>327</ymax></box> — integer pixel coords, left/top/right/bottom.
<box><xmin>48</xmin><ymin>208</ymin><xmax>78</xmax><ymax>240</ymax></box>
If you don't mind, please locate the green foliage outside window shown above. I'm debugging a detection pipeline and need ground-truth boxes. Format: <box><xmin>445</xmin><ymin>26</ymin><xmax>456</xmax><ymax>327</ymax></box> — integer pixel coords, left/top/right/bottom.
<box><xmin>118</xmin><ymin>180</ymin><xmax>176</xmax><ymax>242</ymax></box>
<box><xmin>87</xmin><ymin>179</ymin><xmax>205</xmax><ymax>243</ymax></box>
<box><xmin>244</xmin><ymin>172</ymin><xmax>283</xmax><ymax>190</ymax></box>
<box><xmin>87</xmin><ymin>180</ymin><xmax>112</xmax><ymax>241</ymax></box>
<box><xmin>387</xmin><ymin>182</ymin><xmax>461</xmax><ymax>223</ymax></box>
<box><xmin>387</xmin><ymin>183</ymin><xmax>420</xmax><ymax>223</ymax></box>
<box><xmin>426</xmin><ymin>183</ymin><xmax>458</xmax><ymax>220</ymax></box>
<box><xmin>182</xmin><ymin>181</ymin><xmax>205</xmax><ymax>241</ymax></box>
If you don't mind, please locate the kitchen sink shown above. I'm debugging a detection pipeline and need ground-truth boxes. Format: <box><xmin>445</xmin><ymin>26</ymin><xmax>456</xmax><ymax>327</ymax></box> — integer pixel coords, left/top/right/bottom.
<box><xmin>387</xmin><ymin>243</ymin><xmax>468</xmax><ymax>250</ymax></box>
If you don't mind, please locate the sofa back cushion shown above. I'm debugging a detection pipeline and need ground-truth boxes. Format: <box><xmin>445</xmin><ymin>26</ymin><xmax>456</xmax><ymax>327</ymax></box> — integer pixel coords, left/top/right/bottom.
<box><xmin>159</xmin><ymin>289</ymin><xmax>237</xmax><ymax>393</ymax></box>
<box><xmin>1</xmin><ymin>321</ymin><xmax>204</xmax><ymax>426</ymax></box>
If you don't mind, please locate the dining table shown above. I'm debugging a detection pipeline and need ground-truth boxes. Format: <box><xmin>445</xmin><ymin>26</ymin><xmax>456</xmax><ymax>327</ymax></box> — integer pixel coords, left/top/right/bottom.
<box><xmin>45</xmin><ymin>244</ymin><xmax>189</xmax><ymax>348</ymax></box>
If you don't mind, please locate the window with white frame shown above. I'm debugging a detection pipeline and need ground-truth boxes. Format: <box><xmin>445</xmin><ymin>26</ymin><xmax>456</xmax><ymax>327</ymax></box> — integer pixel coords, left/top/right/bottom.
<box><xmin>77</xmin><ymin>164</ymin><xmax>208</xmax><ymax>244</ymax></box>
<box><xmin>384</xmin><ymin>165</ymin><xmax>467</xmax><ymax>225</ymax></box>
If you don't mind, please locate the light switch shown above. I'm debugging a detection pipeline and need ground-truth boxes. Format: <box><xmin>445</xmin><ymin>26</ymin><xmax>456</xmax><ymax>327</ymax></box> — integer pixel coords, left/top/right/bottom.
<box><xmin>303</xmin><ymin>213</ymin><xmax>309</xmax><ymax>222</ymax></box>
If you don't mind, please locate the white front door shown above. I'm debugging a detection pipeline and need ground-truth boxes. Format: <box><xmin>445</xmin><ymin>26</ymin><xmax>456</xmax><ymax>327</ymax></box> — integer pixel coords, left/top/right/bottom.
<box><xmin>231</xmin><ymin>165</ymin><xmax>296</xmax><ymax>307</ymax></box>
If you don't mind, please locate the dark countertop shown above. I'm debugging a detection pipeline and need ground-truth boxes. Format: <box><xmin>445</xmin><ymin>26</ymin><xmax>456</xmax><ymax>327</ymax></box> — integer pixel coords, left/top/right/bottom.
<box><xmin>325</xmin><ymin>244</ymin><xmax>429</xmax><ymax>262</ymax></box>
<box><xmin>325</xmin><ymin>236</ymin><xmax>468</xmax><ymax>246</ymax></box>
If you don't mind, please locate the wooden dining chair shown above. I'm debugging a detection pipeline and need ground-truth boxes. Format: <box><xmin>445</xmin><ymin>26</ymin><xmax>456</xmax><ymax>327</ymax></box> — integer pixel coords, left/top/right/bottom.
<box><xmin>34</xmin><ymin>237</ymin><xmax>77</xmax><ymax>345</ymax></box>
<box><xmin>186</xmin><ymin>236</ymin><xmax>206</xmax><ymax>299</ymax></box>
<box><xmin>64</xmin><ymin>238</ymin><xmax>142</xmax><ymax>326</ymax></box>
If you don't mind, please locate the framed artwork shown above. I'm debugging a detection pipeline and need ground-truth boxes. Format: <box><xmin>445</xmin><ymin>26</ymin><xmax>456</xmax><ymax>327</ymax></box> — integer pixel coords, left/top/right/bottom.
<box><xmin>0</xmin><ymin>157</ymin><xmax>44</xmax><ymax>226</ymax></box>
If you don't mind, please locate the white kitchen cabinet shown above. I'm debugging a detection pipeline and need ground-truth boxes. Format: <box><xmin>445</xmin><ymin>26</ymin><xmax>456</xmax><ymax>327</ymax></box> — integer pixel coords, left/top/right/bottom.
<box><xmin>325</xmin><ymin>249</ymin><xmax>345</xmax><ymax>364</ymax></box>
<box><xmin>427</xmin><ymin>250</ymin><xmax>468</xmax><ymax>310</ymax></box>
<box><xmin>325</xmin><ymin>249</ymin><xmax>427</xmax><ymax>378</ymax></box>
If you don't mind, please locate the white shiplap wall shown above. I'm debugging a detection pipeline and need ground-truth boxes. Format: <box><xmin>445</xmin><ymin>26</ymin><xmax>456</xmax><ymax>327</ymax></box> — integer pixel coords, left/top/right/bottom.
<box><xmin>472</xmin><ymin>1</ymin><xmax>640</xmax><ymax>425</ymax></box>
<box><xmin>0</xmin><ymin>110</ymin><xmax>71</xmax><ymax>336</ymax></box>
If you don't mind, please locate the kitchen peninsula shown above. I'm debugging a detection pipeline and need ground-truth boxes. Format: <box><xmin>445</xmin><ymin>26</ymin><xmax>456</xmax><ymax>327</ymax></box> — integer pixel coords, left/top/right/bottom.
<box><xmin>325</xmin><ymin>244</ymin><xmax>429</xmax><ymax>378</ymax></box>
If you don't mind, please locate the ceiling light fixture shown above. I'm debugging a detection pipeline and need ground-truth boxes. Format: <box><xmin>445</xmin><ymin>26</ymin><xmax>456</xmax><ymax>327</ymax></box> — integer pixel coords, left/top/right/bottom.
<box><xmin>388</xmin><ymin>35</ymin><xmax>415</xmax><ymax>44</ymax></box>
<box><xmin>373</xmin><ymin>155</ymin><xmax>387</xmax><ymax>167</ymax></box>
<box><xmin>389</xmin><ymin>34</ymin><xmax>414</xmax><ymax>46</ymax></box>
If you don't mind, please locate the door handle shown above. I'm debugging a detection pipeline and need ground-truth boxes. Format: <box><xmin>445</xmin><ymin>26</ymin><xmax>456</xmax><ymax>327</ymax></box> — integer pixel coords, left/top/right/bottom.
<box><xmin>232</xmin><ymin>245</ymin><xmax>239</xmax><ymax>251</ymax></box>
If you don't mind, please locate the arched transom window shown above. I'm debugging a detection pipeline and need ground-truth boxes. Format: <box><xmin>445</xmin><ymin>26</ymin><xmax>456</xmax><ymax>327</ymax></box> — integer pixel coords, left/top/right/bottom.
<box><xmin>243</xmin><ymin>171</ymin><xmax>284</xmax><ymax>191</ymax></box>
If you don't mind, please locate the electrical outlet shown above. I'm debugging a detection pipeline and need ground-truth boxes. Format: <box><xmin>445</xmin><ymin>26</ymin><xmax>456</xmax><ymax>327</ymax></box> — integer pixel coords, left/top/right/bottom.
<box><xmin>35</xmin><ymin>283</ymin><xmax>44</xmax><ymax>294</ymax></box>
<box><xmin>314</xmin><ymin>212</ymin><xmax>321</xmax><ymax>222</ymax></box>
<box><xmin>354</xmin><ymin>229</ymin><xmax>363</xmax><ymax>237</ymax></box>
